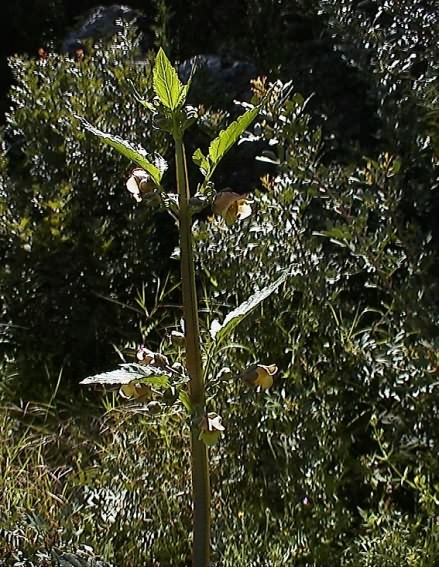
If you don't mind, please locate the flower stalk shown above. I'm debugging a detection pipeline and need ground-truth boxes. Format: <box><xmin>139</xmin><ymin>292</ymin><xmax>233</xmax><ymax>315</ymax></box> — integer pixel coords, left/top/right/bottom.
<box><xmin>78</xmin><ymin>48</ymin><xmax>274</xmax><ymax>567</ymax></box>
<box><xmin>175</xmin><ymin>135</ymin><xmax>210</xmax><ymax>566</ymax></box>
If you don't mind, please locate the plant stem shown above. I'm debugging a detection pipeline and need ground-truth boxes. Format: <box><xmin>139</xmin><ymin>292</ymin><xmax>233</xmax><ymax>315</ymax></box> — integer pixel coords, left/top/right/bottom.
<box><xmin>175</xmin><ymin>136</ymin><xmax>211</xmax><ymax>567</ymax></box>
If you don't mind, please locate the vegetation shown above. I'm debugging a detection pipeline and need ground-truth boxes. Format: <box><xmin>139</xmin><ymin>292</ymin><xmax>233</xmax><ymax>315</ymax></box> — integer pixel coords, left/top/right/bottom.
<box><xmin>0</xmin><ymin>1</ymin><xmax>438</xmax><ymax>565</ymax></box>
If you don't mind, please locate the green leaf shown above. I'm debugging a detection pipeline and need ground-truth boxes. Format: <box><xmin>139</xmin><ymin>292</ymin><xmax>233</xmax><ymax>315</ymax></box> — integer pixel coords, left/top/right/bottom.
<box><xmin>208</xmin><ymin>104</ymin><xmax>260</xmax><ymax>168</ymax></box>
<box><xmin>192</xmin><ymin>148</ymin><xmax>210</xmax><ymax>175</ymax></box>
<box><xmin>80</xmin><ymin>364</ymin><xmax>170</xmax><ymax>389</ymax></box>
<box><xmin>153</xmin><ymin>48</ymin><xmax>185</xmax><ymax>110</ymax></box>
<box><xmin>211</xmin><ymin>270</ymin><xmax>288</xmax><ymax>343</ymax></box>
<box><xmin>178</xmin><ymin>390</ymin><xmax>193</xmax><ymax>414</ymax></box>
<box><xmin>76</xmin><ymin>116</ymin><xmax>166</xmax><ymax>186</ymax></box>
<box><xmin>193</xmin><ymin>102</ymin><xmax>263</xmax><ymax>182</ymax></box>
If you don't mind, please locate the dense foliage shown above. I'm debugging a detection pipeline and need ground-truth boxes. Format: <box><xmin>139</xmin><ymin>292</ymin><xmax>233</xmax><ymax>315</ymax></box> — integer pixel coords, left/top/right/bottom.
<box><xmin>0</xmin><ymin>30</ymin><xmax>175</xmax><ymax>382</ymax></box>
<box><xmin>195</xmin><ymin>79</ymin><xmax>439</xmax><ymax>564</ymax></box>
<box><xmin>0</xmin><ymin>0</ymin><xmax>438</xmax><ymax>565</ymax></box>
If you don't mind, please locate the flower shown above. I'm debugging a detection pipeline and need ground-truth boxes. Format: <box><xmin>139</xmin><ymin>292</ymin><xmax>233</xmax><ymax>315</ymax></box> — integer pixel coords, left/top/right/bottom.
<box><xmin>126</xmin><ymin>168</ymin><xmax>156</xmax><ymax>202</ymax></box>
<box><xmin>212</xmin><ymin>188</ymin><xmax>252</xmax><ymax>226</ymax></box>
<box><xmin>119</xmin><ymin>381</ymin><xmax>151</xmax><ymax>400</ymax></box>
<box><xmin>241</xmin><ymin>363</ymin><xmax>278</xmax><ymax>389</ymax></box>
<box><xmin>136</xmin><ymin>345</ymin><xmax>155</xmax><ymax>365</ymax></box>
<box><xmin>198</xmin><ymin>412</ymin><xmax>225</xmax><ymax>447</ymax></box>
<box><xmin>136</xmin><ymin>346</ymin><xmax>169</xmax><ymax>368</ymax></box>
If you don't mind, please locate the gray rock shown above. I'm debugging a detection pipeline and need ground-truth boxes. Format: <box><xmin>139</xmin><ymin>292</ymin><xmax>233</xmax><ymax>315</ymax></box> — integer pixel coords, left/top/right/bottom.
<box><xmin>62</xmin><ymin>4</ymin><xmax>150</xmax><ymax>54</ymax></box>
<box><xmin>178</xmin><ymin>54</ymin><xmax>257</xmax><ymax>105</ymax></box>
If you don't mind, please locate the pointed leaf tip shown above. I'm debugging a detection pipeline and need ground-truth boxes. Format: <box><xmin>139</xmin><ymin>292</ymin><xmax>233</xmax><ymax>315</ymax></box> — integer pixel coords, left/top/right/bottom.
<box><xmin>153</xmin><ymin>48</ymin><xmax>186</xmax><ymax>110</ymax></box>
<box><xmin>75</xmin><ymin>116</ymin><xmax>166</xmax><ymax>186</ymax></box>
<box><xmin>211</xmin><ymin>270</ymin><xmax>288</xmax><ymax>342</ymax></box>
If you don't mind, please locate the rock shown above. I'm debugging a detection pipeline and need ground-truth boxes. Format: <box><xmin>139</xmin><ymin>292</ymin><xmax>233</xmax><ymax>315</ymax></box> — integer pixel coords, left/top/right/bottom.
<box><xmin>62</xmin><ymin>4</ymin><xmax>151</xmax><ymax>54</ymax></box>
<box><xmin>178</xmin><ymin>54</ymin><xmax>257</xmax><ymax>105</ymax></box>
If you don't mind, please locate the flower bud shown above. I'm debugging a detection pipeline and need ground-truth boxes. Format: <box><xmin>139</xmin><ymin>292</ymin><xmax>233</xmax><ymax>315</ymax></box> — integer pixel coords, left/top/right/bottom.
<box><xmin>189</xmin><ymin>194</ymin><xmax>209</xmax><ymax>214</ymax></box>
<box><xmin>153</xmin><ymin>352</ymin><xmax>169</xmax><ymax>368</ymax></box>
<box><xmin>198</xmin><ymin>412</ymin><xmax>225</xmax><ymax>447</ymax></box>
<box><xmin>143</xmin><ymin>192</ymin><xmax>162</xmax><ymax>207</ymax></box>
<box><xmin>119</xmin><ymin>381</ymin><xmax>151</xmax><ymax>400</ymax></box>
<box><xmin>241</xmin><ymin>363</ymin><xmax>278</xmax><ymax>390</ymax></box>
<box><xmin>216</xmin><ymin>367</ymin><xmax>233</xmax><ymax>381</ymax></box>
<box><xmin>126</xmin><ymin>168</ymin><xmax>156</xmax><ymax>202</ymax></box>
<box><xmin>146</xmin><ymin>400</ymin><xmax>162</xmax><ymax>414</ymax></box>
<box><xmin>180</xmin><ymin>105</ymin><xmax>198</xmax><ymax>131</ymax></box>
<box><xmin>212</xmin><ymin>188</ymin><xmax>252</xmax><ymax>226</ymax></box>
<box><xmin>152</xmin><ymin>113</ymin><xmax>173</xmax><ymax>132</ymax></box>
<box><xmin>170</xmin><ymin>330</ymin><xmax>185</xmax><ymax>347</ymax></box>
<box><xmin>136</xmin><ymin>345</ymin><xmax>155</xmax><ymax>364</ymax></box>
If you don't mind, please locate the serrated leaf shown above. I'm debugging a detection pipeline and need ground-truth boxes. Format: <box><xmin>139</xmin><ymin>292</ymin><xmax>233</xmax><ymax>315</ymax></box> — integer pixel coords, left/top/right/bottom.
<box><xmin>194</xmin><ymin>102</ymin><xmax>262</xmax><ymax>183</ymax></box>
<box><xmin>153</xmin><ymin>48</ymin><xmax>185</xmax><ymax>110</ymax></box>
<box><xmin>211</xmin><ymin>270</ymin><xmax>288</xmax><ymax>343</ymax></box>
<box><xmin>208</xmin><ymin>104</ymin><xmax>260</xmax><ymax>168</ymax></box>
<box><xmin>76</xmin><ymin>116</ymin><xmax>166</xmax><ymax>186</ymax></box>
<box><xmin>80</xmin><ymin>364</ymin><xmax>170</xmax><ymax>389</ymax></box>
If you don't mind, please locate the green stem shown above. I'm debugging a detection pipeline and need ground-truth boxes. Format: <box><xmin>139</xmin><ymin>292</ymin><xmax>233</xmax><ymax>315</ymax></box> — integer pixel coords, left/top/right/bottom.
<box><xmin>175</xmin><ymin>135</ymin><xmax>211</xmax><ymax>567</ymax></box>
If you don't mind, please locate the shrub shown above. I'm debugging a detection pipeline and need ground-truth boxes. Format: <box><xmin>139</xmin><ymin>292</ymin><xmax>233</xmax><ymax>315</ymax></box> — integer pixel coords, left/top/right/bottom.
<box><xmin>194</xmin><ymin>80</ymin><xmax>439</xmax><ymax>563</ymax></box>
<box><xmin>0</xmin><ymin>29</ymin><xmax>175</xmax><ymax>384</ymax></box>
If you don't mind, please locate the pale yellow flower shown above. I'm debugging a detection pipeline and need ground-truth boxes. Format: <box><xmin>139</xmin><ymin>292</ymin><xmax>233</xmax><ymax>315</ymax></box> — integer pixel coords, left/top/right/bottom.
<box><xmin>198</xmin><ymin>412</ymin><xmax>225</xmax><ymax>447</ymax></box>
<box><xmin>119</xmin><ymin>382</ymin><xmax>151</xmax><ymax>400</ymax></box>
<box><xmin>212</xmin><ymin>188</ymin><xmax>252</xmax><ymax>226</ymax></box>
<box><xmin>126</xmin><ymin>168</ymin><xmax>156</xmax><ymax>202</ymax></box>
<box><xmin>241</xmin><ymin>363</ymin><xmax>278</xmax><ymax>389</ymax></box>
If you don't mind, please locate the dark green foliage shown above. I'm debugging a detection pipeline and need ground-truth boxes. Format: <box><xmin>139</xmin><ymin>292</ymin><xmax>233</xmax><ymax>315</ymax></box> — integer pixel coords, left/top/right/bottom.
<box><xmin>0</xmin><ymin>1</ymin><xmax>438</xmax><ymax>565</ymax></box>
<box><xmin>0</xmin><ymin>31</ymin><xmax>175</xmax><ymax>383</ymax></box>
<box><xmin>195</xmin><ymin>73</ymin><xmax>439</xmax><ymax>564</ymax></box>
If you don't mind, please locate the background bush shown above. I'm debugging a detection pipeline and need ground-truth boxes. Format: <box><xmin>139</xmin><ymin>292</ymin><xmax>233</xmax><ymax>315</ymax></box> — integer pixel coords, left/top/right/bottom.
<box><xmin>193</xmin><ymin>77</ymin><xmax>439</xmax><ymax>566</ymax></box>
<box><xmin>0</xmin><ymin>29</ymin><xmax>176</xmax><ymax>383</ymax></box>
<box><xmin>0</xmin><ymin>0</ymin><xmax>438</xmax><ymax>565</ymax></box>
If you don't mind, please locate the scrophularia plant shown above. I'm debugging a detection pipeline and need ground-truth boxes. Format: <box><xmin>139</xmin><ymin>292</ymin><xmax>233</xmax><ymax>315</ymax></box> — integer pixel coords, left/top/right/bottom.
<box><xmin>78</xmin><ymin>49</ymin><xmax>286</xmax><ymax>566</ymax></box>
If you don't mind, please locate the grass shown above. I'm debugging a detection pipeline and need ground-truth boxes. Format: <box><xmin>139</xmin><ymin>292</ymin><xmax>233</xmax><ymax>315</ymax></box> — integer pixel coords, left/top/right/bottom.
<box><xmin>0</xmin><ymin>368</ymin><xmax>193</xmax><ymax>566</ymax></box>
<box><xmin>1</xmin><ymin>361</ymin><xmax>438</xmax><ymax>567</ymax></box>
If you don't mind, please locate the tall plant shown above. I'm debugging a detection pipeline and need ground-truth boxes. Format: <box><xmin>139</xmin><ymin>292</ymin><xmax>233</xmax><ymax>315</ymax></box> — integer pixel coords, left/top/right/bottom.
<box><xmin>78</xmin><ymin>49</ymin><xmax>285</xmax><ymax>565</ymax></box>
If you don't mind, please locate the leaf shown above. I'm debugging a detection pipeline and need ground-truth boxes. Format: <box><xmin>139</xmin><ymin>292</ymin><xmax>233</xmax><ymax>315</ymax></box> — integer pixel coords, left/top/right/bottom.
<box><xmin>153</xmin><ymin>48</ymin><xmax>185</xmax><ymax>110</ymax></box>
<box><xmin>178</xmin><ymin>390</ymin><xmax>193</xmax><ymax>414</ymax></box>
<box><xmin>208</xmin><ymin>104</ymin><xmax>261</xmax><ymax>168</ymax></box>
<box><xmin>211</xmin><ymin>270</ymin><xmax>288</xmax><ymax>342</ymax></box>
<box><xmin>192</xmin><ymin>148</ymin><xmax>210</xmax><ymax>175</ymax></box>
<box><xmin>193</xmin><ymin>102</ymin><xmax>263</xmax><ymax>181</ymax></box>
<box><xmin>126</xmin><ymin>78</ymin><xmax>155</xmax><ymax>112</ymax></box>
<box><xmin>76</xmin><ymin>116</ymin><xmax>166</xmax><ymax>186</ymax></box>
<box><xmin>80</xmin><ymin>364</ymin><xmax>170</xmax><ymax>389</ymax></box>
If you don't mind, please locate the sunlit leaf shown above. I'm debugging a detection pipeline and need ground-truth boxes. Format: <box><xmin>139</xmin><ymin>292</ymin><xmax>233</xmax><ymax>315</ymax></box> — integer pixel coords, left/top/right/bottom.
<box><xmin>192</xmin><ymin>148</ymin><xmax>210</xmax><ymax>175</ymax></box>
<box><xmin>80</xmin><ymin>364</ymin><xmax>170</xmax><ymax>389</ymax></box>
<box><xmin>208</xmin><ymin>105</ymin><xmax>261</xmax><ymax>167</ymax></box>
<box><xmin>153</xmin><ymin>48</ymin><xmax>185</xmax><ymax>110</ymax></box>
<box><xmin>210</xmin><ymin>270</ymin><xmax>288</xmax><ymax>342</ymax></box>
<box><xmin>193</xmin><ymin>100</ymin><xmax>264</xmax><ymax>181</ymax></box>
<box><xmin>76</xmin><ymin>116</ymin><xmax>166</xmax><ymax>186</ymax></box>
